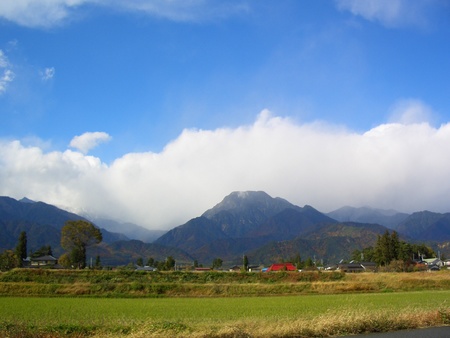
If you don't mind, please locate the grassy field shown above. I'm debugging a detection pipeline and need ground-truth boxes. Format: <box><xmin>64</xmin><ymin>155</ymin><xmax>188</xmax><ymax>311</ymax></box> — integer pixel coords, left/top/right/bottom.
<box><xmin>1</xmin><ymin>269</ymin><xmax>450</xmax><ymax>297</ymax></box>
<box><xmin>0</xmin><ymin>269</ymin><xmax>449</xmax><ymax>337</ymax></box>
<box><xmin>0</xmin><ymin>291</ymin><xmax>449</xmax><ymax>337</ymax></box>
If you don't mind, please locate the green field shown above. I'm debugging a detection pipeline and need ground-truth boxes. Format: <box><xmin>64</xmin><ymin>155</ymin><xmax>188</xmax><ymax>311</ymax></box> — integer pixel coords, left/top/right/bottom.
<box><xmin>1</xmin><ymin>270</ymin><xmax>449</xmax><ymax>337</ymax></box>
<box><xmin>1</xmin><ymin>291</ymin><xmax>449</xmax><ymax>337</ymax></box>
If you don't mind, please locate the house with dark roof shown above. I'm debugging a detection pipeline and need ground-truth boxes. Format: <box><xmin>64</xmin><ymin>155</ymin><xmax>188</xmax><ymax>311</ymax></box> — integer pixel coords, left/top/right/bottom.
<box><xmin>26</xmin><ymin>255</ymin><xmax>58</xmax><ymax>268</ymax></box>
<box><xmin>422</xmin><ymin>258</ymin><xmax>443</xmax><ymax>267</ymax></box>
<box><xmin>337</xmin><ymin>262</ymin><xmax>377</xmax><ymax>272</ymax></box>
<box><xmin>360</xmin><ymin>262</ymin><xmax>377</xmax><ymax>272</ymax></box>
<box><xmin>228</xmin><ymin>265</ymin><xmax>242</xmax><ymax>272</ymax></box>
<box><xmin>248</xmin><ymin>265</ymin><xmax>264</xmax><ymax>272</ymax></box>
<box><xmin>135</xmin><ymin>265</ymin><xmax>157</xmax><ymax>271</ymax></box>
<box><xmin>194</xmin><ymin>267</ymin><xmax>212</xmax><ymax>272</ymax></box>
<box><xmin>337</xmin><ymin>263</ymin><xmax>365</xmax><ymax>273</ymax></box>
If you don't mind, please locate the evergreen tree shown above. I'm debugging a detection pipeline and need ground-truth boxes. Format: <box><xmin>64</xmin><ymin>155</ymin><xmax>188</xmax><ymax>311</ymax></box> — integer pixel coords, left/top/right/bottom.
<box><xmin>398</xmin><ymin>241</ymin><xmax>411</xmax><ymax>262</ymax></box>
<box><xmin>375</xmin><ymin>231</ymin><xmax>391</xmax><ymax>266</ymax></box>
<box><xmin>304</xmin><ymin>257</ymin><xmax>314</xmax><ymax>268</ymax></box>
<box><xmin>95</xmin><ymin>255</ymin><xmax>101</xmax><ymax>269</ymax></box>
<box><xmin>370</xmin><ymin>230</ymin><xmax>436</xmax><ymax>267</ymax></box>
<box><xmin>212</xmin><ymin>258</ymin><xmax>223</xmax><ymax>269</ymax></box>
<box><xmin>31</xmin><ymin>245</ymin><xmax>52</xmax><ymax>258</ymax></box>
<box><xmin>293</xmin><ymin>253</ymin><xmax>302</xmax><ymax>269</ymax></box>
<box><xmin>242</xmin><ymin>255</ymin><xmax>249</xmax><ymax>271</ymax></box>
<box><xmin>165</xmin><ymin>256</ymin><xmax>175</xmax><ymax>270</ymax></box>
<box><xmin>15</xmin><ymin>231</ymin><xmax>27</xmax><ymax>267</ymax></box>
<box><xmin>351</xmin><ymin>249</ymin><xmax>362</xmax><ymax>262</ymax></box>
<box><xmin>362</xmin><ymin>247</ymin><xmax>375</xmax><ymax>262</ymax></box>
<box><xmin>390</xmin><ymin>231</ymin><xmax>400</xmax><ymax>261</ymax></box>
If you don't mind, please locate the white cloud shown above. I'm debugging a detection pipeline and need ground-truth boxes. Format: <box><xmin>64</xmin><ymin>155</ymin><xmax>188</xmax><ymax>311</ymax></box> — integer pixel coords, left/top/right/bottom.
<box><xmin>0</xmin><ymin>69</ymin><xmax>14</xmax><ymax>94</ymax></box>
<box><xmin>335</xmin><ymin>0</ymin><xmax>435</xmax><ymax>28</ymax></box>
<box><xmin>69</xmin><ymin>131</ymin><xmax>112</xmax><ymax>154</ymax></box>
<box><xmin>0</xmin><ymin>50</ymin><xmax>14</xmax><ymax>94</ymax></box>
<box><xmin>0</xmin><ymin>0</ymin><xmax>89</xmax><ymax>28</ymax></box>
<box><xmin>388</xmin><ymin>99</ymin><xmax>435</xmax><ymax>125</ymax></box>
<box><xmin>0</xmin><ymin>0</ymin><xmax>248</xmax><ymax>28</ymax></box>
<box><xmin>41</xmin><ymin>67</ymin><xmax>55</xmax><ymax>81</ymax></box>
<box><xmin>0</xmin><ymin>50</ymin><xmax>8</xmax><ymax>68</ymax></box>
<box><xmin>2</xmin><ymin>107</ymin><xmax>450</xmax><ymax>230</ymax></box>
<box><xmin>108</xmin><ymin>0</ymin><xmax>249</xmax><ymax>22</ymax></box>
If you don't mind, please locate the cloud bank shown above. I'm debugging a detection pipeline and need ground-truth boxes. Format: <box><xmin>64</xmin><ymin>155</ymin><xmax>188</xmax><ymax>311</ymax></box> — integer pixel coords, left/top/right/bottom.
<box><xmin>335</xmin><ymin>0</ymin><xmax>436</xmax><ymax>28</ymax></box>
<box><xmin>0</xmin><ymin>0</ymin><xmax>248</xmax><ymax>28</ymax></box>
<box><xmin>0</xmin><ymin>0</ymin><xmax>88</xmax><ymax>28</ymax></box>
<box><xmin>1</xmin><ymin>107</ymin><xmax>450</xmax><ymax>230</ymax></box>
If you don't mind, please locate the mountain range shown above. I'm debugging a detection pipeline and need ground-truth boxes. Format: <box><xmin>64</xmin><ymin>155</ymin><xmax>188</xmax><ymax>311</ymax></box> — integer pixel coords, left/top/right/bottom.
<box><xmin>0</xmin><ymin>196</ymin><xmax>189</xmax><ymax>266</ymax></box>
<box><xmin>1</xmin><ymin>192</ymin><xmax>450</xmax><ymax>266</ymax></box>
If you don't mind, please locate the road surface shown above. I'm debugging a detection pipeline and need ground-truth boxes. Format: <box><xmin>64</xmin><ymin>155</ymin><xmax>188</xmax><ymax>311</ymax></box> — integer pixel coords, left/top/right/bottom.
<box><xmin>344</xmin><ymin>326</ymin><xmax>450</xmax><ymax>337</ymax></box>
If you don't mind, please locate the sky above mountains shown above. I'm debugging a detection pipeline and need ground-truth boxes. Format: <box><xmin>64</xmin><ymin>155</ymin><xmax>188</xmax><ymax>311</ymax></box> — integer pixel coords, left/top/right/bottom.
<box><xmin>1</xmin><ymin>1</ymin><xmax>450</xmax><ymax>230</ymax></box>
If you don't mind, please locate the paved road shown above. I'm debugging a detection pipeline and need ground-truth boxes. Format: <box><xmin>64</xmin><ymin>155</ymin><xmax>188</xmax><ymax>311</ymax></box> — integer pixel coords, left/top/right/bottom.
<box><xmin>343</xmin><ymin>326</ymin><xmax>450</xmax><ymax>337</ymax></box>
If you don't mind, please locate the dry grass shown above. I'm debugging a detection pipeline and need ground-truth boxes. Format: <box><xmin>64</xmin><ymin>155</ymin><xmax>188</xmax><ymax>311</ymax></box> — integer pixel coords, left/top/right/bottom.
<box><xmin>1</xmin><ymin>270</ymin><xmax>449</xmax><ymax>297</ymax></box>
<box><xmin>122</xmin><ymin>307</ymin><xmax>450</xmax><ymax>338</ymax></box>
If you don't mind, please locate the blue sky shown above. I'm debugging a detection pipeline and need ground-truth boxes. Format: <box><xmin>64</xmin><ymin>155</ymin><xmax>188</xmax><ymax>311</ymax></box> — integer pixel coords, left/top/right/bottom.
<box><xmin>1</xmin><ymin>1</ymin><xmax>450</xmax><ymax>230</ymax></box>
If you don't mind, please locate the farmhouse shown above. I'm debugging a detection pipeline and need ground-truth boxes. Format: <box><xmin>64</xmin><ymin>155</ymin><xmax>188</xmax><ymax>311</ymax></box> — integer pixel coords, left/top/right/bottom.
<box><xmin>25</xmin><ymin>255</ymin><xmax>58</xmax><ymax>268</ymax></box>
<box><xmin>248</xmin><ymin>265</ymin><xmax>264</xmax><ymax>272</ymax></box>
<box><xmin>135</xmin><ymin>265</ymin><xmax>156</xmax><ymax>271</ymax></box>
<box><xmin>338</xmin><ymin>263</ymin><xmax>365</xmax><ymax>272</ymax></box>
<box><xmin>195</xmin><ymin>267</ymin><xmax>212</xmax><ymax>272</ymax></box>
<box><xmin>337</xmin><ymin>262</ymin><xmax>377</xmax><ymax>272</ymax></box>
<box><xmin>229</xmin><ymin>265</ymin><xmax>241</xmax><ymax>272</ymax></box>
<box><xmin>422</xmin><ymin>258</ymin><xmax>443</xmax><ymax>267</ymax></box>
<box><xmin>266</xmin><ymin>263</ymin><xmax>297</xmax><ymax>272</ymax></box>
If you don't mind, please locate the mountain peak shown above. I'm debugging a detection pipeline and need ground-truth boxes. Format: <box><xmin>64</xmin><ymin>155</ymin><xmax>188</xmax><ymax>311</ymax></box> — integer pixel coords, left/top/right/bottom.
<box><xmin>202</xmin><ymin>191</ymin><xmax>295</xmax><ymax>219</ymax></box>
<box><xmin>19</xmin><ymin>197</ymin><xmax>36</xmax><ymax>204</ymax></box>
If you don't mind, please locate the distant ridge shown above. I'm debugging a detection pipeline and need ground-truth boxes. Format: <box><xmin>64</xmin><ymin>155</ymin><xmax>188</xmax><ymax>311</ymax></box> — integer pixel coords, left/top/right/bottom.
<box><xmin>2</xmin><ymin>192</ymin><xmax>450</xmax><ymax>266</ymax></box>
<box><xmin>396</xmin><ymin>211</ymin><xmax>450</xmax><ymax>241</ymax></box>
<box><xmin>87</xmin><ymin>217</ymin><xmax>166</xmax><ymax>243</ymax></box>
<box><xmin>0</xmin><ymin>197</ymin><xmax>127</xmax><ymax>258</ymax></box>
<box><xmin>327</xmin><ymin>206</ymin><xmax>409</xmax><ymax>229</ymax></box>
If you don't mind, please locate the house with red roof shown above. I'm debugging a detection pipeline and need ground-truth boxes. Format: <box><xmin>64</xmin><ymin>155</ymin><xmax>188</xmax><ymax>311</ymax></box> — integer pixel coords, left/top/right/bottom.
<box><xmin>266</xmin><ymin>263</ymin><xmax>297</xmax><ymax>272</ymax></box>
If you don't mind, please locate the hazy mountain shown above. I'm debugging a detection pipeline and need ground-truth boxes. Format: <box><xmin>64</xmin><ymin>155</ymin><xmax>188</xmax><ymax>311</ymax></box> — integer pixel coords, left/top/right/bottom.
<box><xmin>0</xmin><ymin>196</ymin><xmax>127</xmax><ymax>256</ymax></box>
<box><xmin>327</xmin><ymin>206</ymin><xmax>409</xmax><ymax>229</ymax></box>
<box><xmin>0</xmin><ymin>196</ymin><xmax>88</xmax><ymax>228</ymax></box>
<box><xmin>3</xmin><ymin>192</ymin><xmax>450</xmax><ymax>267</ymax></box>
<box><xmin>396</xmin><ymin>211</ymin><xmax>450</xmax><ymax>241</ymax></box>
<box><xmin>87</xmin><ymin>217</ymin><xmax>166</xmax><ymax>243</ymax></box>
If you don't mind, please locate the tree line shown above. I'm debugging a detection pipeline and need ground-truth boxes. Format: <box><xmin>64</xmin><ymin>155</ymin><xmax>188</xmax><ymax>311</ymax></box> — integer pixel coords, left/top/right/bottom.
<box><xmin>351</xmin><ymin>230</ymin><xmax>438</xmax><ymax>271</ymax></box>
<box><xmin>0</xmin><ymin>220</ymin><xmax>102</xmax><ymax>271</ymax></box>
